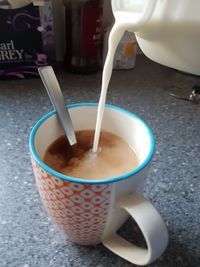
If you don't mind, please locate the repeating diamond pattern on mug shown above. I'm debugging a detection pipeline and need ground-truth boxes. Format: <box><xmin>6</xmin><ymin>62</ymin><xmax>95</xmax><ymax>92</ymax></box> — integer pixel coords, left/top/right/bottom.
<box><xmin>52</xmin><ymin>177</ymin><xmax>64</xmax><ymax>187</ymax></box>
<box><xmin>60</xmin><ymin>186</ymin><xmax>73</xmax><ymax>196</ymax></box>
<box><xmin>80</xmin><ymin>189</ymin><xmax>95</xmax><ymax>198</ymax></box>
<box><xmin>32</xmin><ymin>157</ymin><xmax>112</xmax><ymax>245</ymax></box>
<box><xmin>69</xmin><ymin>183</ymin><xmax>85</xmax><ymax>191</ymax></box>
<box><xmin>53</xmin><ymin>189</ymin><xmax>65</xmax><ymax>199</ymax></box>
<box><xmin>46</xmin><ymin>179</ymin><xmax>55</xmax><ymax>189</ymax></box>
<box><xmin>62</xmin><ymin>198</ymin><xmax>74</xmax><ymax>207</ymax></box>
<box><xmin>91</xmin><ymin>184</ymin><xmax>107</xmax><ymax>192</ymax></box>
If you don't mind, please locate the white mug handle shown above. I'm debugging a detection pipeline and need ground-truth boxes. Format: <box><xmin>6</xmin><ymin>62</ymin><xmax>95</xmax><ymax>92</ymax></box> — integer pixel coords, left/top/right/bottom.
<box><xmin>103</xmin><ymin>192</ymin><xmax>168</xmax><ymax>266</ymax></box>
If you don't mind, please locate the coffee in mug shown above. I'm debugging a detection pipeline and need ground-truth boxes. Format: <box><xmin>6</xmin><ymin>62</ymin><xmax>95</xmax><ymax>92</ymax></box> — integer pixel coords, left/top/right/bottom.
<box><xmin>43</xmin><ymin>130</ymin><xmax>139</xmax><ymax>180</ymax></box>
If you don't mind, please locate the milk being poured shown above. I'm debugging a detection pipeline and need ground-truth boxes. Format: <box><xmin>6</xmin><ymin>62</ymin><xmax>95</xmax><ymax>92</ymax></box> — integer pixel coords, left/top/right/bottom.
<box><xmin>92</xmin><ymin>6</ymin><xmax>160</xmax><ymax>152</ymax></box>
<box><xmin>93</xmin><ymin>9</ymin><xmax>141</xmax><ymax>152</ymax></box>
<box><xmin>92</xmin><ymin>18</ymin><xmax>126</xmax><ymax>152</ymax></box>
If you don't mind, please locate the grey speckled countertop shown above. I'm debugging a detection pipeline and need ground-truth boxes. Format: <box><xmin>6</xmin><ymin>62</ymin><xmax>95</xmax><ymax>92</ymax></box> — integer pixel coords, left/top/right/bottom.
<box><xmin>0</xmin><ymin>55</ymin><xmax>200</xmax><ymax>267</ymax></box>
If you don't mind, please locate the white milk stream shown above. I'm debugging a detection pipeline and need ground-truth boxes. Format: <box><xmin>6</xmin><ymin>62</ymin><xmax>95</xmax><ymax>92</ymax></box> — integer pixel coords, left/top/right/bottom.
<box><xmin>92</xmin><ymin>22</ymin><xmax>125</xmax><ymax>152</ymax></box>
<box><xmin>92</xmin><ymin>9</ymin><xmax>153</xmax><ymax>152</ymax></box>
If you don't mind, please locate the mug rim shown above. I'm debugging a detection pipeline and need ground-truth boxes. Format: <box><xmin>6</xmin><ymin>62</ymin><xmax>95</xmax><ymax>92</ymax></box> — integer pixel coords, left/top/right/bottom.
<box><xmin>29</xmin><ymin>103</ymin><xmax>155</xmax><ymax>184</ymax></box>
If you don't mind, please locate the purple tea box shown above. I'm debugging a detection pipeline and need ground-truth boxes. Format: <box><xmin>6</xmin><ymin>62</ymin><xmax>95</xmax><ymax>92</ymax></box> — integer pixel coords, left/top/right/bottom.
<box><xmin>0</xmin><ymin>0</ymin><xmax>55</xmax><ymax>79</ymax></box>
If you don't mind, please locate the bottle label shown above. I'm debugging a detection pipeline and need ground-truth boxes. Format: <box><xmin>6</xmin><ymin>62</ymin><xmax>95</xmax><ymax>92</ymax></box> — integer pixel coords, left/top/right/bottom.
<box><xmin>81</xmin><ymin>5</ymin><xmax>102</xmax><ymax>58</ymax></box>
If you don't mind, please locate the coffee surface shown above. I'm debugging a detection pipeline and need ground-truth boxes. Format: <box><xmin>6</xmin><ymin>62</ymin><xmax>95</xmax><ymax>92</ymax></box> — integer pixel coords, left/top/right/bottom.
<box><xmin>43</xmin><ymin>130</ymin><xmax>139</xmax><ymax>180</ymax></box>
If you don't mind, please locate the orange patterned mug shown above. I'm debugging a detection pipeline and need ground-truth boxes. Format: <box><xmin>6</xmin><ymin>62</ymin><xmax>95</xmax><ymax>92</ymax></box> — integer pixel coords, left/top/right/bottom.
<box><xmin>29</xmin><ymin>103</ymin><xmax>168</xmax><ymax>266</ymax></box>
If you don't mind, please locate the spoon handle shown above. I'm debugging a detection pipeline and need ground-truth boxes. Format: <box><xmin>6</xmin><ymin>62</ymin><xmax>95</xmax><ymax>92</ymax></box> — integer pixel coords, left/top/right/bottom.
<box><xmin>38</xmin><ymin>66</ymin><xmax>77</xmax><ymax>146</ymax></box>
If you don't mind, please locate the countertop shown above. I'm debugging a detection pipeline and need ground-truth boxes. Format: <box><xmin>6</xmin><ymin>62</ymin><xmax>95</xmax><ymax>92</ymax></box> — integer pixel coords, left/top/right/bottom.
<box><xmin>0</xmin><ymin>55</ymin><xmax>200</xmax><ymax>267</ymax></box>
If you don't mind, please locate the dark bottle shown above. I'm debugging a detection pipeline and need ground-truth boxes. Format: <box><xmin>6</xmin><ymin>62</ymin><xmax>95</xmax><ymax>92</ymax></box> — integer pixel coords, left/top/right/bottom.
<box><xmin>63</xmin><ymin>0</ymin><xmax>103</xmax><ymax>73</ymax></box>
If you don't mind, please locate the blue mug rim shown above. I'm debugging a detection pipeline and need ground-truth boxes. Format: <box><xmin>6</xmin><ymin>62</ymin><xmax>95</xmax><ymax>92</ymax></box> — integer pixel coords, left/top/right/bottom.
<box><xmin>29</xmin><ymin>103</ymin><xmax>155</xmax><ymax>184</ymax></box>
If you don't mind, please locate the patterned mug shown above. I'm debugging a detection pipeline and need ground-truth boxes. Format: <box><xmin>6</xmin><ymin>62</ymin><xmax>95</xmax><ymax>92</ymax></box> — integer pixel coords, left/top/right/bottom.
<box><xmin>29</xmin><ymin>103</ymin><xmax>168</xmax><ymax>266</ymax></box>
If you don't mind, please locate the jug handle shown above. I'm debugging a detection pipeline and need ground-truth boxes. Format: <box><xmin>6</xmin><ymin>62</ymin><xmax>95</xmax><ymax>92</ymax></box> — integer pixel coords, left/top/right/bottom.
<box><xmin>114</xmin><ymin>0</ymin><xmax>157</xmax><ymax>32</ymax></box>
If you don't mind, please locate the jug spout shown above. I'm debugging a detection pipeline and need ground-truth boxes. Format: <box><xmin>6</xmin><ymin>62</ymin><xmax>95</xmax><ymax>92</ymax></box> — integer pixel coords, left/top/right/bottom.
<box><xmin>111</xmin><ymin>0</ymin><xmax>157</xmax><ymax>33</ymax></box>
<box><xmin>112</xmin><ymin>0</ymin><xmax>200</xmax><ymax>75</ymax></box>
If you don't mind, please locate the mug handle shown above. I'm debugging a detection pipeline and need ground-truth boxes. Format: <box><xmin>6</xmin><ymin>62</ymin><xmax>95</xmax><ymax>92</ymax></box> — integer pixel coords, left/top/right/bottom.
<box><xmin>103</xmin><ymin>192</ymin><xmax>168</xmax><ymax>266</ymax></box>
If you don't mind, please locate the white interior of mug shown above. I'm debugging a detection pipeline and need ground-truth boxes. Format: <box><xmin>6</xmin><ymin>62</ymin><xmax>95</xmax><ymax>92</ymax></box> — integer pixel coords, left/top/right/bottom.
<box><xmin>30</xmin><ymin>103</ymin><xmax>154</xmax><ymax>183</ymax></box>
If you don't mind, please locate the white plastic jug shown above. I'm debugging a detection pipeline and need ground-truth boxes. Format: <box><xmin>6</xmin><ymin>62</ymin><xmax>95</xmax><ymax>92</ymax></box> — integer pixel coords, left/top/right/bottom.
<box><xmin>111</xmin><ymin>0</ymin><xmax>200</xmax><ymax>75</ymax></box>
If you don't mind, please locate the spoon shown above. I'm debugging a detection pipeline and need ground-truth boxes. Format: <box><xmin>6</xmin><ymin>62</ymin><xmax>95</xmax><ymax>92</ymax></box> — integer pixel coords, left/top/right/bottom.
<box><xmin>38</xmin><ymin>66</ymin><xmax>77</xmax><ymax>146</ymax></box>
<box><xmin>167</xmin><ymin>85</ymin><xmax>200</xmax><ymax>104</ymax></box>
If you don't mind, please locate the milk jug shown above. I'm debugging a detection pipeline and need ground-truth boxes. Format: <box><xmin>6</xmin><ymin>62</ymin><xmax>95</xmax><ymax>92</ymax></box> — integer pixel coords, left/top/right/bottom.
<box><xmin>111</xmin><ymin>0</ymin><xmax>200</xmax><ymax>75</ymax></box>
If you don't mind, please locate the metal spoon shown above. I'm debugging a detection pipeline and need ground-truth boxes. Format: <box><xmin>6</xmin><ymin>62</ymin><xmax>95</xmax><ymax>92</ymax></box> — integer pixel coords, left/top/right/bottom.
<box><xmin>38</xmin><ymin>66</ymin><xmax>77</xmax><ymax>146</ymax></box>
<box><xmin>167</xmin><ymin>85</ymin><xmax>200</xmax><ymax>104</ymax></box>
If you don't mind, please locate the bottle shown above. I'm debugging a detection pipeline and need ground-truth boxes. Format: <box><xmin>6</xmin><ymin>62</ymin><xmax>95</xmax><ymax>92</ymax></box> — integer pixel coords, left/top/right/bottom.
<box><xmin>63</xmin><ymin>0</ymin><xmax>103</xmax><ymax>74</ymax></box>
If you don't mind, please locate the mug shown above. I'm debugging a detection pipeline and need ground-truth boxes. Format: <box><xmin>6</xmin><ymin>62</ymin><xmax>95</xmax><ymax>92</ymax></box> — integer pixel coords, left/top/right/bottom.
<box><xmin>29</xmin><ymin>103</ymin><xmax>168</xmax><ymax>266</ymax></box>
